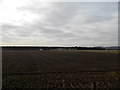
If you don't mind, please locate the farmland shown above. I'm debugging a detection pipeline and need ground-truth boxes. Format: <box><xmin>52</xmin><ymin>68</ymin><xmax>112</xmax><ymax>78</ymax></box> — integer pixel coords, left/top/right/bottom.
<box><xmin>2</xmin><ymin>50</ymin><xmax>120</xmax><ymax>89</ymax></box>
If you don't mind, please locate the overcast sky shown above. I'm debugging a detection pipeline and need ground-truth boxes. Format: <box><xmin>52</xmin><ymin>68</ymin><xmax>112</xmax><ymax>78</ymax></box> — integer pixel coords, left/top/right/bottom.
<box><xmin>1</xmin><ymin>0</ymin><xmax>118</xmax><ymax>46</ymax></box>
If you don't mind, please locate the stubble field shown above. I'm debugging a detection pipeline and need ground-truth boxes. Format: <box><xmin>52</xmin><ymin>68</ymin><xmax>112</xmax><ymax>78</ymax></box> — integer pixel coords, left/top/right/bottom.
<box><xmin>2</xmin><ymin>50</ymin><xmax>120</xmax><ymax>89</ymax></box>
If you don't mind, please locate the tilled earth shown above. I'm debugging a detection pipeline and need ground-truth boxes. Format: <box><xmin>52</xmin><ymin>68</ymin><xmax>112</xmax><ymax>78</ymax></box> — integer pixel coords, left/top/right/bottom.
<box><xmin>3</xmin><ymin>71</ymin><xmax>120</xmax><ymax>89</ymax></box>
<box><xmin>2</xmin><ymin>50</ymin><xmax>120</xmax><ymax>89</ymax></box>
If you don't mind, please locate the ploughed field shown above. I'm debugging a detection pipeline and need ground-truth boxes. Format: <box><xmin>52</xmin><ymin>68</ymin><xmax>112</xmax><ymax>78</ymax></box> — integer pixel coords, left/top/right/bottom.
<box><xmin>2</xmin><ymin>50</ymin><xmax>120</xmax><ymax>89</ymax></box>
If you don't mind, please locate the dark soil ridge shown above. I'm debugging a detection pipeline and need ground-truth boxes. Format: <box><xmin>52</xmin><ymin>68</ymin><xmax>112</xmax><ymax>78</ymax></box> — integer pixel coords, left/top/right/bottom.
<box><xmin>3</xmin><ymin>69</ymin><xmax>119</xmax><ymax>76</ymax></box>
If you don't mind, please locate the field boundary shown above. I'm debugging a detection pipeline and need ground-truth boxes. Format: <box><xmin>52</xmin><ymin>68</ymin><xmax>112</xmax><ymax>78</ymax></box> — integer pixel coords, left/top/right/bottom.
<box><xmin>3</xmin><ymin>69</ymin><xmax>119</xmax><ymax>76</ymax></box>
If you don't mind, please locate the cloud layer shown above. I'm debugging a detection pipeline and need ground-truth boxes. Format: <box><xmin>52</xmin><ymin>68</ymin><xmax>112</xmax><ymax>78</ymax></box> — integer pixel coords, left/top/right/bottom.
<box><xmin>1</xmin><ymin>1</ymin><xmax>118</xmax><ymax>46</ymax></box>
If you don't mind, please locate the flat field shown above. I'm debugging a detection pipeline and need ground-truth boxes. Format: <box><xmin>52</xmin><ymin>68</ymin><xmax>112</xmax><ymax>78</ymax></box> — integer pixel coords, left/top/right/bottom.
<box><xmin>2</xmin><ymin>50</ymin><xmax>120</xmax><ymax>89</ymax></box>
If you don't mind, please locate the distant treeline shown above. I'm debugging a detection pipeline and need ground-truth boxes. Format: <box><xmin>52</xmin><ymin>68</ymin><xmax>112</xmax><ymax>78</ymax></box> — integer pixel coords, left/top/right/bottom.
<box><xmin>1</xmin><ymin>46</ymin><xmax>106</xmax><ymax>50</ymax></box>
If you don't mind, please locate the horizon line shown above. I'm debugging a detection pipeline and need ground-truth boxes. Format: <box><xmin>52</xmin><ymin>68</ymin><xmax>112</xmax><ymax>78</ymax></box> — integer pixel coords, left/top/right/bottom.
<box><xmin>0</xmin><ymin>45</ymin><xmax>119</xmax><ymax>47</ymax></box>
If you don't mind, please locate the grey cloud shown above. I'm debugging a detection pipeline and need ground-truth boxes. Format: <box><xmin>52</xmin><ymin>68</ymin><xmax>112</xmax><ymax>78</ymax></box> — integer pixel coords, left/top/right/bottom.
<box><xmin>2</xmin><ymin>2</ymin><xmax>118</xmax><ymax>46</ymax></box>
<box><xmin>40</xmin><ymin>28</ymin><xmax>63</xmax><ymax>34</ymax></box>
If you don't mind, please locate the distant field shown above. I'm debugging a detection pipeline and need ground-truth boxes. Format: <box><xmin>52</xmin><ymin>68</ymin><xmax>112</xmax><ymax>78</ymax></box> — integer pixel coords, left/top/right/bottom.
<box><xmin>2</xmin><ymin>50</ymin><xmax>120</xmax><ymax>89</ymax></box>
<box><xmin>78</xmin><ymin>50</ymin><xmax>119</xmax><ymax>54</ymax></box>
